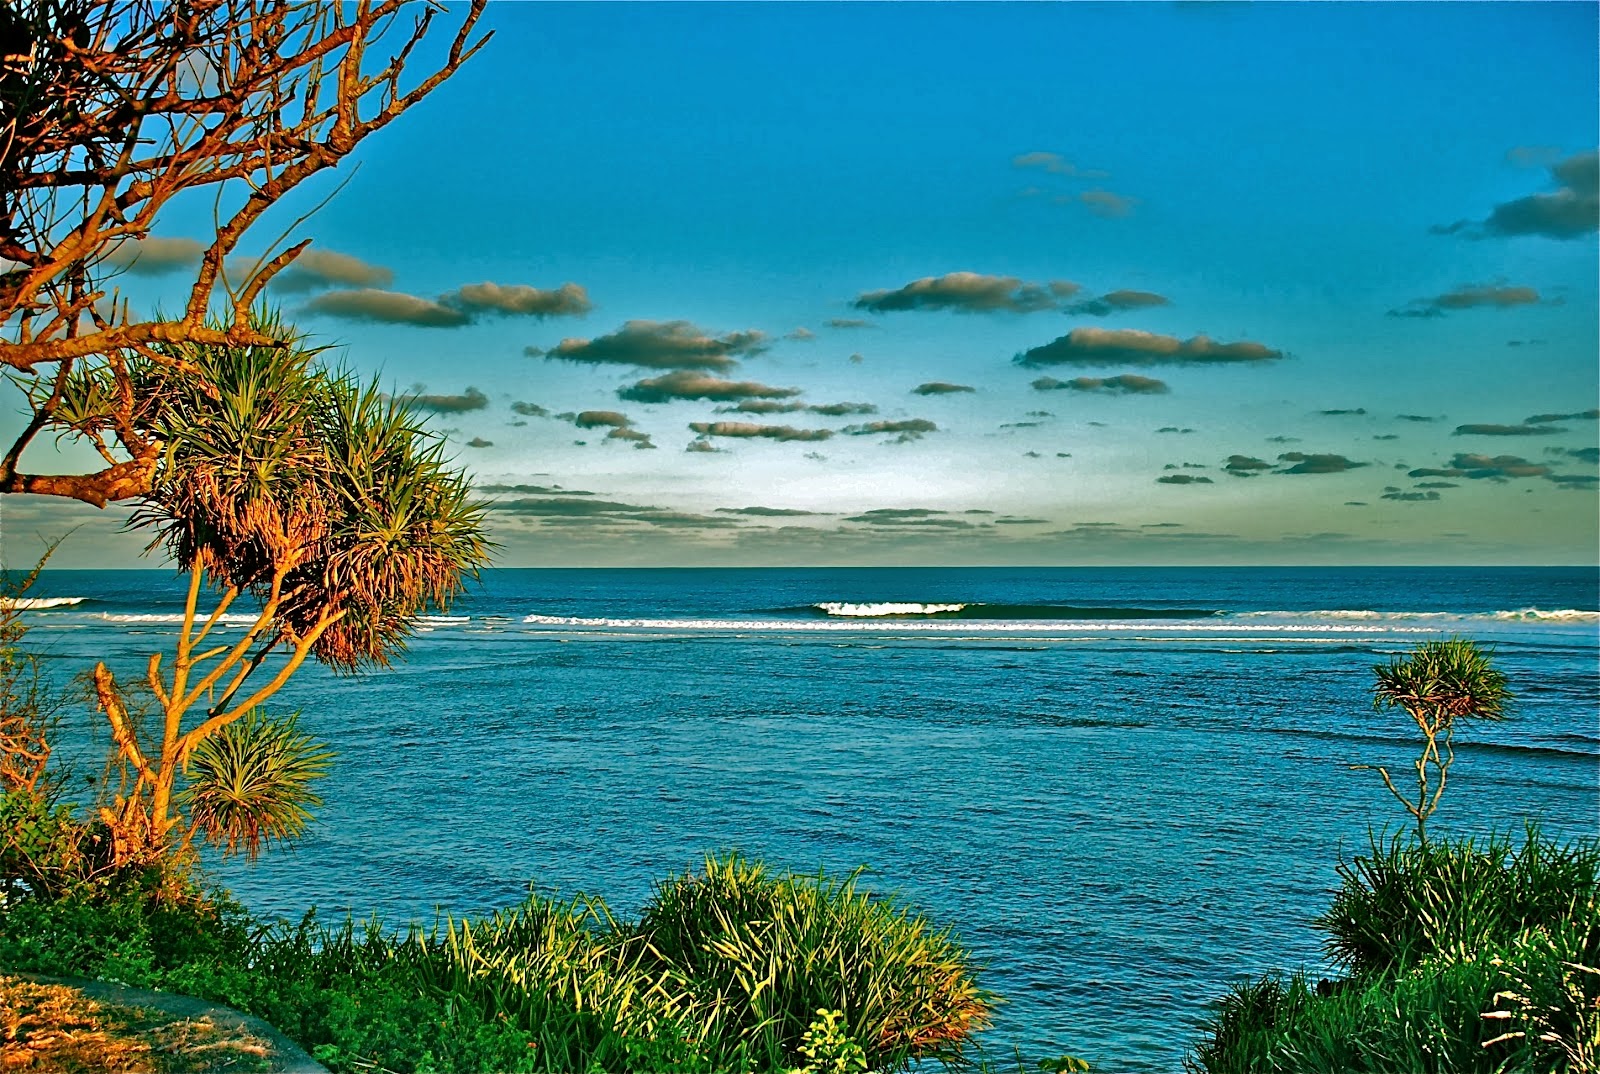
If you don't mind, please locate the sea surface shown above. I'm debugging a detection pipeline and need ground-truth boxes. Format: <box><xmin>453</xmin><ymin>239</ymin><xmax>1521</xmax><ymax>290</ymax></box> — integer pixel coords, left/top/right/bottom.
<box><xmin>14</xmin><ymin>566</ymin><xmax>1600</xmax><ymax>1072</ymax></box>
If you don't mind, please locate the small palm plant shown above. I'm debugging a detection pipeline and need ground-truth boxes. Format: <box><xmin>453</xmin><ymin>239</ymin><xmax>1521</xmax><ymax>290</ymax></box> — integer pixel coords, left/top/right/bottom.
<box><xmin>1359</xmin><ymin>638</ymin><xmax>1510</xmax><ymax>843</ymax></box>
<box><xmin>62</xmin><ymin>314</ymin><xmax>489</xmax><ymax>867</ymax></box>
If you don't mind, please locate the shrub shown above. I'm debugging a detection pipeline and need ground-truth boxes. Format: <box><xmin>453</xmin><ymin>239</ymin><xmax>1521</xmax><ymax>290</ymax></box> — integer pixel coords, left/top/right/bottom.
<box><xmin>1318</xmin><ymin>826</ymin><xmax>1600</xmax><ymax>977</ymax></box>
<box><xmin>637</xmin><ymin>852</ymin><xmax>994</xmax><ymax>1071</ymax></box>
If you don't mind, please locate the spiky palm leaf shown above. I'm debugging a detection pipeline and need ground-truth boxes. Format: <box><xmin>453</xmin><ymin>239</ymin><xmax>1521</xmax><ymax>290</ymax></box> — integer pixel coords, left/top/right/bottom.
<box><xmin>179</xmin><ymin>709</ymin><xmax>332</xmax><ymax>861</ymax></box>
<box><xmin>1372</xmin><ymin>637</ymin><xmax>1511</xmax><ymax>730</ymax></box>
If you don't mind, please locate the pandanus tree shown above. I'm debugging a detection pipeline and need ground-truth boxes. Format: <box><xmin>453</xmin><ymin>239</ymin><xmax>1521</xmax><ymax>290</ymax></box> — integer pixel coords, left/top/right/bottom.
<box><xmin>65</xmin><ymin>317</ymin><xmax>490</xmax><ymax>865</ymax></box>
<box><xmin>1360</xmin><ymin>638</ymin><xmax>1511</xmax><ymax>843</ymax></box>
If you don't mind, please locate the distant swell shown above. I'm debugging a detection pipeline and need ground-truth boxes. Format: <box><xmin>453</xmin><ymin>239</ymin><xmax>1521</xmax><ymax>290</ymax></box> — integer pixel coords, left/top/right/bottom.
<box><xmin>1234</xmin><ymin>607</ymin><xmax>1599</xmax><ymax>624</ymax></box>
<box><xmin>805</xmin><ymin>602</ymin><xmax>1221</xmax><ymax>620</ymax></box>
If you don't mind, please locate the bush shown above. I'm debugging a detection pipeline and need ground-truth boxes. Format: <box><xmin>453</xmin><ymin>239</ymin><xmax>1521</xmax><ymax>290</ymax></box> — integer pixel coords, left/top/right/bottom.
<box><xmin>1318</xmin><ymin>826</ymin><xmax>1600</xmax><ymax>977</ymax></box>
<box><xmin>637</xmin><ymin>852</ymin><xmax>994</xmax><ymax>1072</ymax></box>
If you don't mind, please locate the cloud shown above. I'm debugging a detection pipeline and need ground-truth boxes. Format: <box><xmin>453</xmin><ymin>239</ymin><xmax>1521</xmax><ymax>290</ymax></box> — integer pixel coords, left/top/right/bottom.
<box><xmin>841</xmin><ymin>418</ymin><xmax>938</xmax><ymax>442</ymax></box>
<box><xmin>510</xmin><ymin>401</ymin><xmax>550</xmax><ymax>418</ymax></box>
<box><xmin>715</xmin><ymin>400</ymin><xmax>876</xmax><ymax>417</ymax></box>
<box><xmin>1525</xmin><ymin>409</ymin><xmax>1599</xmax><ymax>424</ymax></box>
<box><xmin>102</xmin><ymin>236</ymin><xmax>204</xmax><ymax>276</ymax></box>
<box><xmin>687</xmin><ymin>421</ymin><xmax>834</xmax><ymax>442</ymax></box>
<box><xmin>843</xmin><ymin>509</ymin><xmax>974</xmax><ymax>528</ymax></box>
<box><xmin>487</xmin><ymin>496</ymin><xmax>737</xmax><ymax>528</ymax></box>
<box><xmin>619</xmin><ymin>370</ymin><xmax>800</xmax><ymax>404</ymax></box>
<box><xmin>1433</xmin><ymin>150</ymin><xmax>1598</xmax><ymax>240</ymax></box>
<box><xmin>686</xmin><ymin>439</ymin><xmax>721</xmax><ymax>453</ymax></box>
<box><xmin>848</xmin><ymin>353</ymin><xmax>864</xmax><ymax>364</ymax></box>
<box><xmin>1063</xmin><ymin>290</ymin><xmax>1171</xmax><ymax>317</ymax></box>
<box><xmin>1382</xmin><ymin>490</ymin><xmax>1440</xmax><ymax>502</ymax></box>
<box><xmin>1016</xmin><ymin>327</ymin><xmax>1284</xmax><ymax>367</ymax></box>
<box><xmin>544</xmin><ymin>320</ymin><xmax>767</xmax><ymax>371</ymax></box>
<box><xmin>808</xmin><ymin>402</ymin><xmax>878</xmax><ymax>416</ymax></box>
<box><xmin>1320</xmin><ymin>408</ymin><xmax>1367</xmax><ymax>416</ymax></box>
<box><xmin>1157</xmin><ymin>474</ymin><xmax>1212</xmax><ymax>485</ymax></box>
<box><xmin>401</xmin><ymin>386</ymin><xmax>489</xmax><ymax>414</ymax></box>
<box><xmin>465</xmin><ymin>437</ymin><xmax>493</xmax><ymax>448</ymax></box>
<box><xmin>826</xmin><ymin>318</ymin><xmax>877</xmax><ymax>329</ymax></box>
<box><xmin>444</xmin><ymin>282</ymin><xmax>592</xmax><ymax>318</ymax></box>
<box><xmin>1397</xmin><ymin>414</ymin><xmax>1437</xmax><ymax>423</ymax></box>
<box><xmin>303</xmin><ymin>288</ymin><xmax>470</xmax><ymax>327</ymax></box>
<box><xmin>1388</xmin><ymin>283</ymin><xmax>1545</xmax><ymax>318</ymax></box>
<box><xmin>569</xmin><ymin>410</ymin><xmax>631</xmax><ymax>429</ymax></box>
<box><xmin>1276</xmin><ymin>452</ymin><xmax>1366</xmax><ymax>474</ymax></box>
<box><xmin>1079</xmin><ymin>190</ymin><xmax>1138</xmax><ymax>218</ymax></box>
<box><xmin>1156</xmin><ymin>426</ymin><xmax>1195</xmax><ymax>434</ymax></box>
<box><xmin>606</xmin><ymin>427</ymin><xmax>656</xmax><ymax>449</ymax></box>
<box><xmin>912</xmin><ymin>382</ymin><xmax>977</xmax><ymax>396</ymax></box>
<box><xmin>994</xmin><ymin>516</ymin><xmax>1049</xmax><ymax>525</ymax></box>
<box><xmin>267</xmin><ymin>248</ymin><xmax>394</xmax><ymax>293</ymax></box>
<box><xmin>854</xmin><ymin>271</ymin><xmax>1079</xmax><ymax>314</ymax></box>
<box><xmin>787</xmin><ymin>327</ymin><xmax>816</xmax><ymax>341</ymax></box>
<box><xmin>714</xmin><ymin>506</ymin><xmax>820</xmax><ymax>517</ymax></box>
<box><xmin>1453</xmin><ymin>423</ymin><xmax>1563</xmax><ymax>436</ymax></box>
<box><xmin>1414</xmin><ymin>481</ymin><xmax>1457</xmax><ymax>489</ymax></box>
<box><xmin>1012</xmin><ymin>151</ymin><xmax>1108</xmax><ymax>179</ymax></box>
<box><xmin>1407</xmin><ymin>453</ymin><xmax>1551</xmax><ymax>480</ymax></box>
<box><xmin>1549</xmin><ymin>446</ymin><xmax>1600</xmax><ymax>464</ymax></box>
<box><xmin>1224</xmin><ymin>455</ymin><xmax>1271</xmax><ymax>477</ymax></box>
<box><xmin>1035</xmin><ymin>373</ymin><xmax>1170</xmax><ymax>395</ymax></box>
<box><xmin>477</xmin><ymin>484</ymin><xmax>592</xmax><ymax>495</ymax></box>
<box><xmin>1548</xmin><ymin>474</ymin><xmax>1600</xmax><ymax>489</ymax></box>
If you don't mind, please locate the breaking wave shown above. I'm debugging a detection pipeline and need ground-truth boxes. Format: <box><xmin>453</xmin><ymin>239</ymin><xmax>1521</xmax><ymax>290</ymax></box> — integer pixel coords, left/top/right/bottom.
<box><xmin>806</xmin><ymin>601</ymin><xmax>1221</xmax><ymax>620</ymax></box>
<box><xmin>0</xmin><ymin>596</ymin><xmax>87</xmax><ymax>610</ymax></box>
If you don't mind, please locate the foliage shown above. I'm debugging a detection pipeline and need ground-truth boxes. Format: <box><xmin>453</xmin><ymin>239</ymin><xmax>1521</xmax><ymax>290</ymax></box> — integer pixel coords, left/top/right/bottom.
<box><xmin>793</xmin><ymin>1009</ymin><xmax>869</xmax><ymax>1074</ymax></box>
<box><xmin>1318</xmin><ymin>826</ymin><xmax>1599</xmax><ymax>977</ymax></box>
<box><xmin>177</xmin><ymin>710</ymin><xmax>332</xmax><ymax>862</ymax></box>
<box><xmin>1361</xmin><ymin>638</ymin><xmax>1511</xmax><ymax>842</ymax></box>
<box><xmin>637</xmin><ymin>852</ymin><xmax>994</xmax><ymax>1071</ymax></box>
<box><xmin>1188</xmin><ymin>829</ymin><xmax>1600</xmax><ymax>1074</ymax></box>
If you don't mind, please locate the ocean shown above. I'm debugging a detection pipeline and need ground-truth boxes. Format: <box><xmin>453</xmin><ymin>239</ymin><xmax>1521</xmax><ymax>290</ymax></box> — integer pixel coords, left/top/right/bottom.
<box><xmin>13</xmin><ymin>565</ymin><xmax>1600</xmax><ymax>1072</ymax></box>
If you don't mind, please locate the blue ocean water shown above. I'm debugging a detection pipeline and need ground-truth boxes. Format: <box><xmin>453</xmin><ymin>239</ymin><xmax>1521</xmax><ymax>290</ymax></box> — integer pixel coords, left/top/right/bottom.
<box><xmin>15</xmin><ymin>565</ymin><xmax>1600</xmax><ymax>1073</ymax></box>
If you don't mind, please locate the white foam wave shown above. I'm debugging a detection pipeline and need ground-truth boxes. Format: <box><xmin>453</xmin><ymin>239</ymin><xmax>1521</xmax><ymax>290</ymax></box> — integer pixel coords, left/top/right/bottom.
<box><xmin>0</xmin><ymin>596</ymin><xmax>86</xmax><ymax>610</ymax></box>
<box><xmin>814</xmin><ymin>602</ymin><xmax>967</xmax><ymax>617</ymax></box>
<box><xmin>1233</xmin><ymin>608</ymin><xmax>1598</xmax><ymax>624</ymax></box>
<box><xmin>417</xmin><ymin>615</ymin><xmax>470</xmax><ymax>625</ymax></box>
<box><xmin>100</xmin><ymin>611</ymin><xmax>261</xmax><ymax>625</ymax></box>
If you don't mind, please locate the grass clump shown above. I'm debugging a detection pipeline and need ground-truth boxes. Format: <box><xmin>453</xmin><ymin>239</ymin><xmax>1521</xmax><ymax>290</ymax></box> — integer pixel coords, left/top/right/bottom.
<box><xmin>1187</xmin><ymin>828</ymin><xmax>1600</xmax><ymax>1074</ymax></box>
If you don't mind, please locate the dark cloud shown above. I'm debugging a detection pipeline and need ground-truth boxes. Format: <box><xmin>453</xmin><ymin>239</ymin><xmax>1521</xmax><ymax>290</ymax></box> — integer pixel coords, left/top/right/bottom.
<box><xmin>1397</xmin><ymin>414</ymin><xmax>1438</xmax><ymax>423</ymax></box>
<box><xmin>619</xmin><ymin>370</ymin><xmax>800</xmax><ymax>404</ymax></box>
<box><xmin>488</xmin><ymin>497</ymin><xmax>738</xmax><ymax>529</ymax></box>
<box><xmin>402</xmin><ymin>386</ymin><xmax>489</xmax><ymax>414</ymax></box>
<box><xmin>994</xmin><ymin>516</ymin><xmax>1049</xmax><ymax>525</ymax></box>
<box><xmin>510</xmin><ymin>401</ymin><xmax>549</xmax><ymax>418</ymax></box>
<box><xmin>685</xmin><ymin>439</ymin><xmax>721</xmax><ymax>453</ymax></box>
<box><xmin>1063</xmin><ymin>290</ymin><xmax>1171</xmax><ymax>317</ymax></box>
<box><xmin>854</xmin><ymin>272</ymin><xmax>1079</xmax><ymax>314</ymax></box>
<box><xmin>844</xmin><ymin>509</ymin><xmax>975</xmax><ymax>529</ymax></box>
<box><xmin>1549</xmin><ymin>446</ymin><xmax>1600</xmax><ymax>464</ymax></box>
<box><xmin>465</xmin><ymin>437</ymin><xmax>493</xmax><ymax>448</ymax></box>
<box><xmin>444</xmin><ymin>282</ymin><xmax>592</xmax><ymax>318</ymax></box>
<box><xmin>103</xmin><ymin>236</ymin><xmax>204</xmax><ymax>276</ymax></box>
<box><xmin>720</xmin><ymin>400</ymin><xmax>806</xmax><ymax>415</ymax></box>
<box><xmin>1433</xmin><ymin>150</ymin><xmax>1598</xmax><ymax>240</ymax></box>
<box><xmin>263</xmin><ymin>248</ymin><xmax>394</xmax><ymax>293</ymax></box>
<box><xmin>714</xmin><ymin>506</ymin><xmax>820</xmax><ymax>517</ymax></box>
<box><xmin>1276</xmin><ymin>452</ymin><xmax>1366</xmax><ymax>474</ymax></box>
<box><xmin>1265</xmin><ymin>435</ymin><xmax>1299</xmax><ymax>444</ymax></box>
<box><xmin>544</xmin><ymin>320</ymin><xmax>767</xmax><ymax>371</ymax></box>
<box><xmin>841</xmin><ymin>418</ymin><xmax>938</xmax><ymax>442</ymax></box>
<box><xmin>1548</xmin><ymin>474</ymin><xmax>1600</xmax><ymax>489</ymax></box>
<box><xmin>787</xmin><ymin>327</ymin><xmax>816</xmax><ymax>341</ymax></box>
<box><xmin>913</xmin><ymin>382</ymin><xmax>977</xmax><ymax>396</ymax></box>
<box><xmin>570</xmin><ymin>410</ymin><xmax>631</xmax><ymax>429</ymax></box>
<box><xmin>848</xmin><ymin>353</ymin><xmax>865</xmax><ymax>364</ymax></box>
<box><xmin>1035</xmin><ymin>373</ymin><xmax>1170</xmax><ymax>395</ymax></box>
<box><xmin>1524</xmin><ymin>409</ymin><xmax>1599</xmax><ymax>424</ymax></box>
<box><xmin>1012</xmin><ymin>151</ymin><xmax>1108</xmax><ymax>179</ymax></box>
<box><xmin>1320</xmin><ymin>408</ymin><xmax>1367</xmax><ymax>416</ymax></box>
<box><xmin>1016</xmin><ymin>327</ymin><xmax>1283</xmax><ymax>367</ymax></box>
<box><xmin>1388</xmin><ymin>283</ymin><xmax>1545</xmax><ymax>318</ymax></box>
<box><xmin>1372</xmin><ymin>434</ymin><xmax>1399</xmax><ymax>441</ymax></box>
<box><xmin>1414</xmin><ymin>481</ymin><xmax>1458</xmax><ymax>489</ymax></box>
<box><xmin>1156</xmin><ymin>426</ymin><xmax>1195</xmax><ymax>434</ymax></box>
<box><xmin>302</xmin><ymin>288</ymin><xmax>470</xmax><ymax>326</ymax></box>
<box><xmin>826</xmin><ymin>318</ymin><xmax>877</xmax><ymax>330</ymax></box>
<box><xmin>1408</xmin><ymin>453</ymin><xmax>1552</xmax><ymax>480</ymax></box>
<box><xmin>1454</xmin><ymin>423</ymin><xmax>1563</xmax><ymax>436</ymax></box>
<box><xmin>1382</xmin><ymin>490</ymin><xmax>1441</xmax><ymax>502</ymax></box>
<box><xmin>688</xmin><ymin>421</ymin><xmax>834</xmax><ymax>442</ymax></box>
<box><xmin>808</xmin><ymin>402</ymin><xmax>878</xmax><ymax>416</ymax></box>
<box><xmin>606</xmin><ymin>427</ymin><xmax>657</xmax><ymax>449</ymax></box>
<box><xmin>1078</xmin><ymin>189</ymin><xmax>1139</xmax><ymax>218</ymax></box>
<box><xmin>1224</xmin><ymin>455</ymin><xmax>1271</xmax><ymax>477</ymax></box>
<box><xmin>1157</xmin><ymin>474</ymin><xmax>1212</xmax><ymax>485</ymax></box>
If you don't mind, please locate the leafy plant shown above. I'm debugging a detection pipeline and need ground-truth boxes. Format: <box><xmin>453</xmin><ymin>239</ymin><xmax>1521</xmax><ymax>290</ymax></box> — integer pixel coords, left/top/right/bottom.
<box><xmin>177</xmin><ymin>710</ymin><xmax>332</xmax><ymax>861</ymax></box>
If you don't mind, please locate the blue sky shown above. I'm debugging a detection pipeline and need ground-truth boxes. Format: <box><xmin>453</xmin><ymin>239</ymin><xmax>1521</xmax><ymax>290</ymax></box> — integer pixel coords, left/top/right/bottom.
<box><xmin>5</xmin><ymin>2</ymin><xmax>1597</xmax><ymax>568</ymax></box>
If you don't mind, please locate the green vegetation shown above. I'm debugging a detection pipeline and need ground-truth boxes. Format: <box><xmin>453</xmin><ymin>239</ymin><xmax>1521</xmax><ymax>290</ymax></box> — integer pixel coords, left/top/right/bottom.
<box><xmin>0</xmin><ymin>856</ymin><xmax>994</xmax><ymax>1073</ymax></box>
<box><xmin>1189</xmin><ymin>640</ymin><xmax>1597</xmax><ymax>1073</ymax></box>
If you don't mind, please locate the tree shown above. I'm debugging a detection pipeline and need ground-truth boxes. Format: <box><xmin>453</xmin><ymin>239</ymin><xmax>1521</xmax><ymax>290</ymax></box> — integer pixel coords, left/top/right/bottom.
<box><xmin>1360</xmin><ymin>638</ymin><xmax>1511</xmax><ymax>843</ymax></box>
<box><xmin>83</xmin><ymin>318</ymin><xmax>489</xmax><ymax>865</ymax></box>
<box><xmin>0</xmin><ymin>0</ymin><xmax>488</xmax><ymax>506</ymax></box>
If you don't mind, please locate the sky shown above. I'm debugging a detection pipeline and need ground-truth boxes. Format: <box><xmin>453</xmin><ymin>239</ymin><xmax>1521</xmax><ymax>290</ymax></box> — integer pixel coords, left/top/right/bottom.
<box><xmin>4</xmin><ymin>1</ymin><xmax>1598</xmax><ymax>569</ymax></box>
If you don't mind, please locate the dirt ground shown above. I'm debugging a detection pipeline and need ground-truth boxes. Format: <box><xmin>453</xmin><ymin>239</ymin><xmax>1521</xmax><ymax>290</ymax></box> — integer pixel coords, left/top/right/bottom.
<box><xmin>0</xmin><ymin>973</ymin><xmax>327</xmax><ymax>1074</ymax></box>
